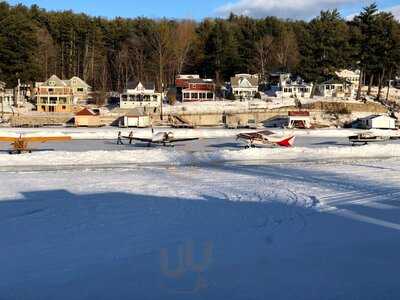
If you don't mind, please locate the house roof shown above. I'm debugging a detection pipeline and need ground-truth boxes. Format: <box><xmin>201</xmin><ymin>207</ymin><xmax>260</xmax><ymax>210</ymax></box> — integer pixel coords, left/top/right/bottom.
<box><xmin>68</xmin><ymin>76</ymin><xmax>91</xmax><ymax>88</ymax></box>
<box><xmin>320</xmin><ymin>78</ymin><xmax>351</xmax><ymax>85</ymax></box>
<box><xmin>230</xmin><ymin>76</ymin><xmax>258</xmax><ymax>88</ymax></box>
<box><xmin>75</xmin><ymin>108</ymin><xmax>99</xmax><ymax>116</ymax></box>
<box><xmin>126</xmin><ymin>80</ymin><xmax>155</xmax><ymax>90</ymax></box>
<box><xmin>43</xmin><ymin>74</ymin><xmax>67</xmax><ymax>87</ymax></box>
<box><xmin>361</xmin><ymin>114</ymin><xmax>395</xmax><ymax>121</ymax></box>
<box><xmin>187</xmin><ymin>78</ymin><xmax>215</xmax><ymax>84</ymax></box>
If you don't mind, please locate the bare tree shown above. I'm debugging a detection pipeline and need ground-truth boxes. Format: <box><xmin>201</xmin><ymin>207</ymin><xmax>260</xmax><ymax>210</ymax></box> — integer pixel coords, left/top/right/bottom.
<box><xmin>147</xmin><ymin>20</ymin><xmax>174</xmax><ymax>91</ymax></box>
<box><xmin>274</xmin><ymin>28</ymin><xmax>299</xmax><ymax>72</ymax></box>
<box><xmin>254</xmin><ymin>35</ymin><xmax>274</xmax><ymax>81</ymax></box>
<box><xmin>36</xmin><ymin>28</ymin><xmax>57</xmax><ymax>80</ymax></box>
<box><xmin>173</xmin><ymin>20</ymin><xmax>196</xmax><ymax>75</ymax></box>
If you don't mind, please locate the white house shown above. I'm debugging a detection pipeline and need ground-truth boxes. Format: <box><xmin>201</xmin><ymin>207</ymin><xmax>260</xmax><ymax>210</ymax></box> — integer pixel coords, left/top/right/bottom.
<box><xmin>360</xmin><ymin>115</ymin><xmax>396</xmax><ymax>129</ymax></box>
<box><xmin>316</xmin><ymin>78</ymin><xmax>355</xmax><ymax>99</ymax></box>
<box><xmin>269</xmin><ymin>73</ymin><xmax>312</xmax><ymax>98</ymax></box>
<box><xmin>120</xmin><ymin>80</ymin><xmax>162</xmax><ymax>109</ymax></box>
<box><xmin>230</xmin><ymin>74</ymin><xmax>259</xmax><ymax>100</ymax></box>
<box><xmin>0</xmin><ymin>82</ymin><xmax>15</xmax><ymax>113</ymax></box>
<box><xmin>335</xmin><ymin>69</ymin><xmax>360</xmax><ymax>88</ymax></box>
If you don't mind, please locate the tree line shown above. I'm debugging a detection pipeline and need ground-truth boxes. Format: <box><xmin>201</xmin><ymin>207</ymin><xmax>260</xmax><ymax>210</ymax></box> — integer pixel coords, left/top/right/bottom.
<box><xmin>0</xmin><ymin>2</ymin><xmax>399</xmax><ymax>99</ymax></box>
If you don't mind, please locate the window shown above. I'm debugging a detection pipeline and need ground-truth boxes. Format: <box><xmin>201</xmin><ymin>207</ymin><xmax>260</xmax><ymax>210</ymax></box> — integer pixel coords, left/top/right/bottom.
<box><xmin>41</xmin><ymin>105</ymin><xmax>46</xmax><ymax>111</ymax></box>
<box><xmin>207</xmin><ymin>93</ymin><xmax>213</xmax><ymax>99</ymax></box>
<box><xmin>184</xmin><ymin>93</ymin><xmax>190</xmax><ymax>99</ymax></box>
<box><xmin>191</xmin><ymin>93</ymin><xmax>198</xmax><ymax>99</ymax></box>
<box><xmin>62</xmin><ymin>105</ymin><xmax>66</xmax><ymax>110</ymax></box>
<box><xmin>77</xmin><ymin>88</ymin><xmax>84</xmax><ymax>92</ymax></box>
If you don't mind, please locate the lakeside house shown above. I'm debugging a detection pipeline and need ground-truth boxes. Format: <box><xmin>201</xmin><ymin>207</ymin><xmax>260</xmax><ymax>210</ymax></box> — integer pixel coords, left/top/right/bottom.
<box><xmin>268</xmin><ymin>72</ymin><xmax>313</xmax><ymax>98</ymax></box>
<box><xmin>316</xmin><ymin>78</ymin><xmax>355</xmax><ymax>99</ymax></box>
<box><xmin>359</xmin><ymin>114</ymin><xmax>396</xmax><ymax>129</ymax></box>
<box><xmin>64</xmin><ymin>76</ymin><xmax>92</xmax><ymax>105</ymax></box>
<box><xmin>119</xmin><ymin>80</ymin><xmax>161</xmax><ymax>109</ymax></box>
<box><xmin>175</xmin><ymin>75</ymin><xmax>215</xmax><ymax>102</ymax></box>
<box><xmin>34</xmin><ymin>75</ymin><xmax>73</xmax><ymax>112</ymax></box>
<box><xmin>34</xmin><ymin>75</ymin><xmax>91</xmax><ymax>113</ymax></box>
<box><xmin>335</xmin><ymin>69</ymin><xmax>360</xmax><ymax>88</ymax></box>
<box><xmin>0</xmin><ymin>82</ymin><xmax>15</xmax><ymax>114</ymax></box>
<box><xmin>229</xmin><ymin>74</ymin><xmax>259</xmax><ymax>100</ymax></box>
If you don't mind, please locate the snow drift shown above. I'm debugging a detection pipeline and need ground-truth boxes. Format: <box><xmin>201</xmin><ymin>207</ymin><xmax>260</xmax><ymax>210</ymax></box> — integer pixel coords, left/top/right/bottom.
<box><xmin>0</xmin><ymin>143</ymin><xmax>399</xmax><ymax>167</ymax></box>
<box><xmin>1</xmin><ymin>127</ymin><xmax>399</xmax><ymax>140</ymax></box>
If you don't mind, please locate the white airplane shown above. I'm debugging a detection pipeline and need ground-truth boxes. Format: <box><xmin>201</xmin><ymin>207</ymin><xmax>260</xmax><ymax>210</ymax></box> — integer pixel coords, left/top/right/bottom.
<box><xmin>122</xmin><ymin>129</ymin><xmax>199</xmax><ymax>147</ymax></box>
<box><xmin>348</xmin><ymin>132</ymin><xmax>390</xmax><ymax>145</ymax></box>
<box><xmin>237</xmin><ymin>130</ymin><xmax>295</xmax><ymax>148</ymax></box>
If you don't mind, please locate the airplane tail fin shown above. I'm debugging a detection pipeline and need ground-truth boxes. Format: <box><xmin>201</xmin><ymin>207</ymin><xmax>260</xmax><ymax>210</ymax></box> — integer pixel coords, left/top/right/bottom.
<box><xmin>277</xmin><ymin>136</ymin><xmax>295</xmax><ymax>147</ymax></box>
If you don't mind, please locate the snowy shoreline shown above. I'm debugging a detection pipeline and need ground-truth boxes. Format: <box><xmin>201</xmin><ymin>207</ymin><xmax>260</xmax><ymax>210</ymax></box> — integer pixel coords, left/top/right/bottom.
<box><xmin>1</xmin><ymin>126</ymin><xmax>399</xmax><ymax>139</ymax></box>
<box><xmin>0</xmin><ymin>143</ymin><xmax>399</xmax><ymax>167</ymax></box>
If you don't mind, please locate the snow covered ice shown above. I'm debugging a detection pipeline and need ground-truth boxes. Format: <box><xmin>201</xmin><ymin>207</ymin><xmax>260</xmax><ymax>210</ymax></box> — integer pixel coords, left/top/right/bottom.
<box><xmin>1</xmin><ymin>129</ymin><xmax>400</xmax><ymax>299</ymax></box>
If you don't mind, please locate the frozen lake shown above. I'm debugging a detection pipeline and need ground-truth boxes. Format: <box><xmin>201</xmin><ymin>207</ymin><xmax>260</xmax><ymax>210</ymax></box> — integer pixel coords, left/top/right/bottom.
<box><xmin>0</xmin><ymin>129</ymin><xmax>400</xmax><ymax>299</ymax></box>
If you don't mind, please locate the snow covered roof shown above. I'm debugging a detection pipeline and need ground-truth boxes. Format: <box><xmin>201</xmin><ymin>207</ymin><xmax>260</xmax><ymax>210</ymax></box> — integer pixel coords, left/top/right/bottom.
<box><xmin>230</xmin><ymin>75</ymin><xmax>259</xmax><ymax>88</ymax></box>
<box><xmin>75</xmin><ymin>108</ymin><xmax>99</xmax><ymax>116</ymax></box>
<box><xmin>126</xmin><ymin>80</ymin><xmax>155</xmax><ymax>90</ymax></box>
<box><xmin>360</xmin><ymin>114</ymin><xmax>395</xmax><ymax>121</ymax></box>
<box><xmin>320</xmin><ymin>78</ymin><xmax>351</xmax><ymax>85</ymax></box>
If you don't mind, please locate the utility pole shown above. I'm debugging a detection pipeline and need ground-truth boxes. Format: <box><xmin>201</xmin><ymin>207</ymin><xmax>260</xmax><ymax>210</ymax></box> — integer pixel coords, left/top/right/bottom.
<box><xmin>1</xmin><ymin>92</ymin><xmax>3</xmax><ymax>120</ymax></box>
<box><xmin>160</xmin><ymin>82</ymin><xmax>164</xmax><ymax>121</ymax></box>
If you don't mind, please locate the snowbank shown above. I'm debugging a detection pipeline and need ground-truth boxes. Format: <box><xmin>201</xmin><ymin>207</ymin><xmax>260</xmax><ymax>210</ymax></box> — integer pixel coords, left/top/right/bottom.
<box><xmin>1</xmin><ymin>126</ymin><xmax>398</xmax><ymax>140</ymax></box>
<box><xmin>1</xmin><ymin>143</ymin><xmax>399</xmax><ymax>167</ymax></box>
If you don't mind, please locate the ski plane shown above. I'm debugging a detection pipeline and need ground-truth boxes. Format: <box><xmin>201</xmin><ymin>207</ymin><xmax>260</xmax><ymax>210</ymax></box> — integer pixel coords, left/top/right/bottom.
<box><xmin>349</xmin><ymin>132</ymin><xmax>390</xmax><ymax>145</ymax></box>
<box><xmin>122</xmin><ymin>129</ymin><xmax>199</xmax><ymax>147</ymax></box>
<box><xmin>0</xmin><ymin>135</ymin><xmax>72</xmax><ymax>154</ymax></box>
<box><xmin>237</xmin><ymin>130</ymin><xmax>295</xmax><ymax>148</ymax></box>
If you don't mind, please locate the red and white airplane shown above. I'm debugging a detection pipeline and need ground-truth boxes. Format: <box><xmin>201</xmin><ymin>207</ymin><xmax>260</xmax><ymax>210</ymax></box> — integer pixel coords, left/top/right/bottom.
<box><xmin>237</xmin><ymin>130</ymin><xmax>295</xmax><ymax>148</ymax></box>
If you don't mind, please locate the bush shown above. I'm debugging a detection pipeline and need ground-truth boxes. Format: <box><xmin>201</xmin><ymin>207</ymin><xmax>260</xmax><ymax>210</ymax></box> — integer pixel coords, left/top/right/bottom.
<box><xmin>226</xmin><ymin>93</ymin><xmax>236</xmax><ymax>100</ymax></box>
<box><xmin>325</xmin><ymin>103</ymin><xmax>351</xmax><ymax>114</ymax></box>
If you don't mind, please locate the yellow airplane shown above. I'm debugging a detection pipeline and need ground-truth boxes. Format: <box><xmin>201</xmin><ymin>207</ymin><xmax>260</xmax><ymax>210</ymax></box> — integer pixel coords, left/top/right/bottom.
<box><xmin>0</xmin><ymin>135</ymin><xmax>72</xmax><ymax>154</ymax></box>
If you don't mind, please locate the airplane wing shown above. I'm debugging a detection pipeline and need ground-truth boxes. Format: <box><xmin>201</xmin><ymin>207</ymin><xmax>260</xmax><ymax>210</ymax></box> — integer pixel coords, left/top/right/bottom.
<box><xmin>22</xmin><ymin>136</ymin><xmax>72</xmax><ymax>143</ymax></box>
<box><xmin>125</xmin><ymin>137</ymin><xmax>153</xmax><ymax>143</ymax></box>
<box><xmin>0</xmin><ymin>137</ymin><xmax>19</xmax><ymax>142</ymax></box>
<box><xmin>169</xmin><ymin>138</ymin><xmax>199</xmax><ymax>143</ymax></box>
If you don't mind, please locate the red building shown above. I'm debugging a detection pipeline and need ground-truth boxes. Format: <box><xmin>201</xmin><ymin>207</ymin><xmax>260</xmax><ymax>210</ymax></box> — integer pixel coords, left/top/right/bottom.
<box><xmin>175</xmin><ymin>75</ymin><xmax>216</xmax><ymax>102</ymax></box>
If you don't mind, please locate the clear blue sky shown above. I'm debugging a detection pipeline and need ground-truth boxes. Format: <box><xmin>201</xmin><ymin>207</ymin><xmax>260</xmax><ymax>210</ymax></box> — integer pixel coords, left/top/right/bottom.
<box><xmin>5</xmin><ymin>0</ymin><xmax>400</xmax><ymax>20</ymax></box>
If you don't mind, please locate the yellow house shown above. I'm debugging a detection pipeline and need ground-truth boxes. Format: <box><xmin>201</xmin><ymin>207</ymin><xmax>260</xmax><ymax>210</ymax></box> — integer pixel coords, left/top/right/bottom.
<box><xmin>34</xmin><ymin>75</ymin><xmax>92</xmax><ymax>113</ymax></box>
<box><xmin>34</xmin><ymin>75</ymin><xmax>73</xmax><ymax>113</ymax></box>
